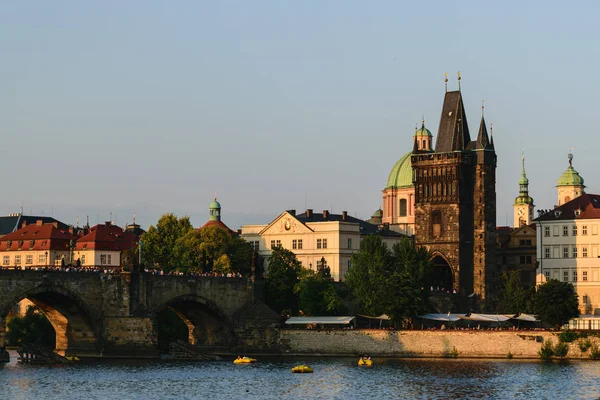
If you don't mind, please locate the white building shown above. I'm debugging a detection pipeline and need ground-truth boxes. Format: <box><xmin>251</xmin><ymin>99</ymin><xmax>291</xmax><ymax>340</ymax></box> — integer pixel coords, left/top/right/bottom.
<box><xmin>241</xmin><ymin>209</ymin><xmax>404</xmax><ymax>281</ymax></box>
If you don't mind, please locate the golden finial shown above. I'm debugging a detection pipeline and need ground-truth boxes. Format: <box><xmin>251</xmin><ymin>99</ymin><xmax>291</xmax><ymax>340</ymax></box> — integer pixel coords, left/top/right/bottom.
<box><xmin>481</xmin><ymin>100</ymin><xmax>484</xmax><ymax>117</ymax></box>
<box><xmin>444</xmin><ymin>72</ymin><xmax>448</xmax><ymax>92</ymax></box>
<box><xmin>214</xmin><ymin>192</ymin><xmax>217</xmax><ymax>200</ymax></box>
<box><xmin>457</xmin><ymin>71</ymin><xmax>461</xmax><ymax>91</ymax></box>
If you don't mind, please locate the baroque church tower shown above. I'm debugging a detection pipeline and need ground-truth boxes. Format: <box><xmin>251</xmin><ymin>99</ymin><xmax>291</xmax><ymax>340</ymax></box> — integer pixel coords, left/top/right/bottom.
<box><xmin>411</xmin><ymin>76</ymin><xmax>498</xmax><ymax>304</ymax></box>
<box><xmin>513</xmin><ymin>155</ymin><xmax>534</xmax><ymax>227</ymax></box>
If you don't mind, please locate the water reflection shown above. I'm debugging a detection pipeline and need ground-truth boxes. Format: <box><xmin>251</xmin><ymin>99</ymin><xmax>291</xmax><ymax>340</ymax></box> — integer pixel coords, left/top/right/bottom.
<box><xmin>2</xmin><ymin>352</ymin><xmax>600</xmax><ymax>399</ymax></box>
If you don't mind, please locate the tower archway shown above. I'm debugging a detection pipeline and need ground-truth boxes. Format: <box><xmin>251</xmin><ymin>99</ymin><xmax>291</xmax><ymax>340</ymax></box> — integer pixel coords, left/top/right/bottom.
<box><xmin>430</xmin><ymin>254</ymin><xmax>454</xmax><ymax>293</ymax></box>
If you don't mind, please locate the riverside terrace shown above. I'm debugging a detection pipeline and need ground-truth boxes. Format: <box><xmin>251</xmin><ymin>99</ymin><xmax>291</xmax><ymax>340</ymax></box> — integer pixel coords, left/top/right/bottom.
<box><xmin>0</xmin><ymin>269</ymin><xmax>280</xmax><ymax>358</ymax></box>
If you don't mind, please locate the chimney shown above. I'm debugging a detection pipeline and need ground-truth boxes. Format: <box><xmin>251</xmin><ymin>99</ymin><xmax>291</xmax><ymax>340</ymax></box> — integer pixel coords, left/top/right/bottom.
<box><xmin>105</xmin><ymin>221</ymin><xmax>112</xmax><ymax>226</ymax></box>
<box><xmin>36</xmin><ymin>220</ymin><xmax>43</xmax><ymax>226</ymax></box>
<box><xmin>323</xmin><ymin>210</ymin><xmax>329</xmax><ymax>218</ymax></box>
<box><xmin>306</xmin><ymin>209</ymin><xmax>313</xmax><ymax>218</ymax></box>
<box><xmin>342</xmin><ymin>211</ymin><xmax>347</xmax><ymax>221</ymax></box>
<box><xmin>288</xmin><ymin>209</ymin><xmax>296</xmax><ymax>216</ymax></box>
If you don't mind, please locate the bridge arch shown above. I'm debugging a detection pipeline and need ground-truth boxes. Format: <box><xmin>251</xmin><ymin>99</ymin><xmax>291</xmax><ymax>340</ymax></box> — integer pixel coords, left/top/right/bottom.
<box><xmin>0</xmin><ymin>285</ymin><xmax>100</xmax><ymax>356</ymax></box>
<box><xmin>152</xmin><ymin>294</ymin><xmax>235</xmax><ymax>351</ymax></box>
<box><xmin>429</xmin><ymin>252</ymin><xmax>455</xmax><ymax>292</ymax></box>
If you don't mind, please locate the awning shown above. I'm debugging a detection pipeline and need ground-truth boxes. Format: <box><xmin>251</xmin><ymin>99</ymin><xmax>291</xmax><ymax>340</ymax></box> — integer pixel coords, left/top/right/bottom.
<box><xmin>459</xmin><ymin>313</ymin><xmax>510</xmax><ymax>322</ymax></box>
<box><xmin>417</xmin><ymin>313</ymin><xmax>462</xmax><ymax>322</ymax></box>
<box><xmin>356</xmin><ymin>314</ymin><xmax>390</xmax><ymax>320</ymax></box>
<box><xmin>285</xmin><ymin>316</ymin><xmax>355</xmax><ymax>325</ymax></box>
<box><xmin>510</xmin><ymin>313</ymin><xmax>539</xmax><ymax>322</ymax></box>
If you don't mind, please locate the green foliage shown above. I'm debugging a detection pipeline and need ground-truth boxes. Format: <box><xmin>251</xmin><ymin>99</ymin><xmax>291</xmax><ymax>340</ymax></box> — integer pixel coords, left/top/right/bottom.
<box><xmin>578</xmin><ymin>339</ymin><xmax>592</xmax><ymax>352</ymax></box>
<box><xmin>553</xmin><ymin>341</ymin><xmax>569</xmax><ymax>358</ymax></box>
<box><xmin>7</xmin><ymin>306</ymin><xmax>55</xmax><ymax>348</ymax></box>
<box><xmin>558</xmin><ymin>330</ymin><xmax>577</xmax><ymax>343</ymax></box>
<box><xmin>295</xmin><ymin>270</ymin><xmax>346</xmax><ymax>316</ymax></box>
<box><xmin>344</xmin><ymin>236</ymin><xmax>431</xmax><ymax>327</ymax></box>
<box><xmin>264</xmin><ymin>246</ymin><xmax>302</xmax><ymax>316</ymax></box>
<box><xmin>143</xmin><ymin>215</ymin><xmax>254</xmax><ymax>275</ymax></box>
<box><xmin>533</xmin><ymin>280</ymin><xmax>579</xmax><ymax>329</ymax></box>
<box><xmin>449</xmin><ymin>346</ymin><xmax>459</xmax><ymax>358</ymax></box>
<box><xmin>498</xmin><ymin>270</ymin><xmax>535</xmax><ymax>313</ymax></box>
<box><xmin>590</xmin><ymin>344</ymin><xmax>600</xmax><ymax>360</ymax></box>
<box><xmin>141</xmin><ymin>214</ymin><xmax>193</xmax><ymax>271</ymax></box>
<box><xmin>156</xmin><ymin>308</ymin><xmax>189</xmax><ymax>353</ymax></box>
<box><xmin>539</xmin><ymin>340</ymin><xmax>554</xmax><ymax>360</ymax></box>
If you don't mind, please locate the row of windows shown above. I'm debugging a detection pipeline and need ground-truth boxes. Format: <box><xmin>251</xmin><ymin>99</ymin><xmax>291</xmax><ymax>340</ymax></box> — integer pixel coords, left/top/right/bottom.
<box><xmin>544</xmin><ymin>225</ymin><xmax>597</xmax><ymax>237</ymax></box>
<box><xmin>99</xmin><ymin>254</ymin><xmax>112</xmax><ymax>265</ymax></box>
<box><xmin>1</xmin><ymin>254</ymin><xmax>92</xmax><ymax>266</ymax></box>
<box><xmin>544</xmin><ymin>270</ymin><xmax>588</xmax><ymax>282</ymax></box>
<box><xmin>262</xmin><ymin>238</ymin><xmax>352</xmax><ymax>251</ymax></box>
<box><xmin>544</xmin><ymin>246</ymin><xmax>590</xmax><ymax>258</ymax></box>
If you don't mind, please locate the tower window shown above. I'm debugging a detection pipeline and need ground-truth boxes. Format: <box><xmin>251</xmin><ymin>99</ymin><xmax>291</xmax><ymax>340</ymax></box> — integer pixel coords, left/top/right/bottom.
<box><xmin>399</xmin><ymin>199</ymin><xmax>407</xmax><ymax>217</ymax></box>
<box><xmin>431</xmin><ymin>210</ymin><xmax>442</xmax><ymax>237</ymax></box>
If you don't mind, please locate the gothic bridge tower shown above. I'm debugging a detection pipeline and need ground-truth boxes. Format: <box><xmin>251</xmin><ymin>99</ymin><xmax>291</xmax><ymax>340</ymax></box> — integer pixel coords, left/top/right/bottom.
<box><xmin>411</xmin><ymin>76</ymin><xmax>497</xmax><ymax>305</ymax></box>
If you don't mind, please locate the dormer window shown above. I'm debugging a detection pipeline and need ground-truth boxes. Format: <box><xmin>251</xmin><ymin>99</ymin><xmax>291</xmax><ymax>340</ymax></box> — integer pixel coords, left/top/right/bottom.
<box><xmin>555</xmin><ymin>211</ymin><xmax>562</xmax><ymax>217</ymax></box>
<box><xmin>574</xmin><ymin>210</ymin><xmax>581</xmax><ymax>217</ymax></box>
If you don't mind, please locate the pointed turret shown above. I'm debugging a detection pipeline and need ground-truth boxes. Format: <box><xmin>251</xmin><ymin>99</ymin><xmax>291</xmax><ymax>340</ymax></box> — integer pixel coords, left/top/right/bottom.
<box><xmin>413</xmin><ymin>119</ymin><xmax>433</xmax><ymax>153</ymax></box>
<box><xmin>514</xmin><ymin>155</ymin><xmax>534</xmax><ymax>227</ymax></box>
<box><xmin>435</xmin><ymin>91</ymin><xmax>470</xmax><ymax>152</ymax></box>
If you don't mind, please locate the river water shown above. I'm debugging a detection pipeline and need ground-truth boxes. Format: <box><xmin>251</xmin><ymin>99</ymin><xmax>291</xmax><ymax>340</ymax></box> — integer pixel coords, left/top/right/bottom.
<box><xmin>2</xmin><ymin>350</ymin><xmax>600</xmax><ymax>399</ymax></box>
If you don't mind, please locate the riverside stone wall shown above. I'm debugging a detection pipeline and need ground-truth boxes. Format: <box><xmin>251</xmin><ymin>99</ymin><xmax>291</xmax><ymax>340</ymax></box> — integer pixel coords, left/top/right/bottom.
<box><xmin>280</xmin><ymin>329</ymin><xmax>600</xmax><ymax>359</ymax></box>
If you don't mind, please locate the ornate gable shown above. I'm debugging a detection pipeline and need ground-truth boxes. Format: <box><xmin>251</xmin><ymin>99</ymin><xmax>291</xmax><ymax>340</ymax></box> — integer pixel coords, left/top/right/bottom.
<box><xmin>258</xmin><ymin>212</ymin><xmax>313</xmax><ymax>235</ymax></box>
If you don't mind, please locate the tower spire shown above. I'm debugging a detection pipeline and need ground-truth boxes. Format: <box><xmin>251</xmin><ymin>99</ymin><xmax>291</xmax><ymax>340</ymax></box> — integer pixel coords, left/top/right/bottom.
<box><xmin>457</xmin><ymin>71</ymin><xmax>461</xmax><ymax>91</ymax></box>
<box><xmin>444</xmin><ymin>72</ymin><xmax>448</xmax><ymax>92</ymax></box>
<box><xmin>568</xmin><ymin>147</ymin><xmax>573</xmax><ymax>167</ymax></box>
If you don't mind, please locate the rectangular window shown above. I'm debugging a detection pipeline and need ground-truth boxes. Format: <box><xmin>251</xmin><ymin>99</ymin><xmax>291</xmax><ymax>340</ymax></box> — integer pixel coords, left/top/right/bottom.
<box><xmin>519</xmin><ymin>239</ymin><xmax>532</xmax><ymax>246</ymax></box>
<box><xmin>544</xmin><ymin>247</ymin><xmax>551</xmax><ymax>258</ymax></box>
<box><xmin>81</xmin><ymin>255</ymin><xmax>86</xmax><ymax>265</ymax></box>
<box><xmin>2</xmin><ymin>256</ymin><xmax>9</xmax><ymax>266</ymax></box>
<box><xmin>348</xmin><ymin>238</ymin><xmax>352</xmax><ymax>249</ymax></box>
<box><xmin>573</xmin><ymin>247</ymin><xmax>578</xmax><ymax>258</ymax></box>
<box><xmin>322</xmin><ymin>239</ymin><xmax>327</xmax><ymax>249</ymax></box>
<box><xmin>544</xmin><ymin>271</ymin><xmax>550</xmax><ymax>281</ymax></box>
<box><xmin>583</xmin><ymin>295</ymin><xmax>589</xmax><ymax>304</ymax></box>
<box><xmin>563</xmin><ymin>226</ymin><xmax>569</xmax><ymax>236</ymax></box>
<box><xmin>270</xmin><ymin>240</ymin><xmax>275</xmax><ymax>249</ymax></box>
<box><xmin>544</xmin><ymin>226</ymin><xmax>550</xmax><ymax>237</ymax></box>
<box><xmin>519</xmin><ymin>255</ymin><xmax>533</xmax><ymax>264</ymax></box>
<box><xmin>276</xmin><ymin>240</ymin><xmax>281</xmax><ymax>248</ymax></box>
<box><xmin>583</xmin><ymin>247</ymin><xmax>588</xmax><ymax>258</ymax></box>
<box><xmin>317</xmin><ymin>239</ymin><xmax>322</xmax><ymax>249</ymax></box>
<box><xmin>563</xmin><ymin>270</ymin><xmax>569</xmax><ymax>282</ymax></box>
<box><xmin>583</xmin><ymin>271</ymin><xmax>588</xmax><ymax>281</ymax></box>
<box><xmin>347</xmin><ymin>259</ymin><xmax>351</xmax><ymax>270</ymax></box>
<box><xmin>14</xmin><ymin>255</ymin><xmax>21</xmax><ymax>265</ymax></box>
<box><xmin>107</xmin><ymin>255</ymin><xmax>112</xmax><ymax>265</ymax></box>
<box><xmin>573</xmin><ymin>270</ymin><xmax>578</xmax><ymax>282</ymax></box>
<box><xmin>292</xmin><ymin>240</ymin><xmax>297</xmax><ymax>250</ymax></box>
<box><xmin>26</xmin><ymin>255</ymin><xmax>33</xmax><ymax>265</ymax></box>
<box><xmin>573</xmin><ymin>225</ymin><xmax>578</xmax><ymax>236</ymax></box>
<box><xmin>297</xmin><ymin>239</ymin><xmax>302</xmax><ymax>250</ymax></box>
<box><xmin>37</xmin><ymin>254</ymin><xmax>45</xmax><ymax>264</ymax></box>
<box><xmin>100</xmin><ymin>254</ymin><xmax>107</xmax><ymax>265</ymax></box>
<box><xmin>563</xmin><ymin>247</ymin><xmax>569</xmax><ymax>258</ymax></box>
<box><xmin>583</xmin><ymin>225</ymin><xmax>588</xmax><ymax>235</ymax></box>
<box><xmin>251</xmin><ymin>241</ymin><xmax>259</xmax><ymax>251</ymax></box>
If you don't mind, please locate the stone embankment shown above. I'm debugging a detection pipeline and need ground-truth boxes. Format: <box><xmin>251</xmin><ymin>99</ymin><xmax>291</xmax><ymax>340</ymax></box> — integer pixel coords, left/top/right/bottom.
<box><xmin>280</xmin><ymin>329</ymin><xmax>600</xmax><ymax>359</ymax></box>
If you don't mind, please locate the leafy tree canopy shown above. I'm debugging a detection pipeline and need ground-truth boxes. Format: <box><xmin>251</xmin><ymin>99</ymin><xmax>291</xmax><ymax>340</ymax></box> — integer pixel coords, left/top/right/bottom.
<box><xmin>534</xmin><ymin>279</ymin><xmax>579</xmax><ymax>329</ymax></box>
<box><xmin>345</xmin><ymin>236</ymin><xmax>432</xmax><ymax>327</ymax></box>
<box><xmin>264</xmin><ymin>246</ymin><xmax>302</xmax><ymax>316</ymax></box>
<box><xmin>498</xmin><ymin>270</ymin><xmax>535</xmax><ymax>314</ymax></box>
<box><xmin>7</xmin><ymin>306</ymin><xmax>55</xmax><ymax>348</ymax></box>
<box><xmin>295</xmin><ymin>268</ymin><xmax>346</xmax><ymax>316</ymax></box>
<box><xmin>141</xmin><ymin>214</ymin><xmax>193</xmax><ymax>271</ymax></box>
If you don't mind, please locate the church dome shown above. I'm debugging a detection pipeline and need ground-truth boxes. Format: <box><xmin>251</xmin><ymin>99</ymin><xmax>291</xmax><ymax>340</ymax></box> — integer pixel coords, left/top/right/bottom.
<box><xmin>414</xmin><ymin>126</ymin><xmax>432</xmax><ymax>137</ymax></box>
<box><xmin>210</xmin><ymin>198</ymin><xmax>221</xmax><ymax>209</ymax></box>
<box><xmin>386</xmin><ymin>151</ymin><xmax>413</xmax><ymax>189</ymax></box>
<box><xmin>557</xmin><ymin>166</ymin><xmax>584</xmax><ymax>187</ymax></box>
<box><xmin>372</xmin><ymin>208</ymin><xmax>383</xmax><ymax>218</ymax></box>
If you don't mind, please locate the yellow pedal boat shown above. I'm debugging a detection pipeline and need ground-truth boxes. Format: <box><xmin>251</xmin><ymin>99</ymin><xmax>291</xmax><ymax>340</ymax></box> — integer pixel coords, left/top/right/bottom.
<box><xmin>292</xmin><ymin>365</ymin><xmax>313</xmax><ymax>373</ymax></box>
<box><xmin>233</xmin><ymin>357</ymin><xmax>257</xmax><ymax>364</ymax></box>
<box><xmin>358</xmin><ymin>358</ymin><xmax>373</xmax><ymax>368</ymax></box>
<box><xmin>65</xmin><ymin>356</ymin><xmax>80</xmax><ymax>362</ymax></box>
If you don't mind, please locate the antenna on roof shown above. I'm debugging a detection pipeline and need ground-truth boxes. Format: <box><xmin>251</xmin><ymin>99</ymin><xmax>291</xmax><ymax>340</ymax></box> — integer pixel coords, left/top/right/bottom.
<box><xmin>457</xmin><ymin>71</ymin><xmax>461</xmax><ymax>91</ymax></box>
<box><xmin>76</xmin><ymin>216</ymin><xmax>79</xmax><ymax>228</ymax></box>
<box><xmin>133</xmin><ymin>213</ymin><xmax>136</xmax><ymax>225</ymax></box>
<box><xmin>86</xmin><ymin>215</ymin><xmax>89</xmax><ymax>227</ymax></box>
<box><xmin>444</xmin><ymin>72</ymin><xmax>448</xmax><ymax>92</ymax></box>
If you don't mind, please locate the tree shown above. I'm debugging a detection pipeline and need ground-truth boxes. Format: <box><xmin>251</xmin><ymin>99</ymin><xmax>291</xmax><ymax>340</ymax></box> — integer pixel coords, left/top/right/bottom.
<box><xmin>172</xmin><ymin>230</ymin><xmax>204</xmax><ymax>272</ymax></box>
<box><xmin>498</xmin><ymin>270</ymin><xmax>534</xmax><ymax>313</ymax></box>
<box><xmin>141</xmin><ymin>214</ymin><xmax>193</xmax><ymax>271</ymax></box>
<box><xmin>7</xmin><ymin>306</ymin><xmax>55</xmax><ymax>348</ymax></box>
<box><xmin>264</xmin><ymin>246</ymin><xmax>302</xmax><ymax>316</ymax></box>
<box><xmin>345</xmin><ymin>236</ymin><xmax>432</xmax><ymax>327</ymax></box>
<box><xmin>295</xmin><ymin>269</ymin><xmax>346</xmax><ymax>316</ymax></box>
<box><xmin>534</xmin><ymin>279</ymin><xmax>579</xmax><ymax>329</ymax></box>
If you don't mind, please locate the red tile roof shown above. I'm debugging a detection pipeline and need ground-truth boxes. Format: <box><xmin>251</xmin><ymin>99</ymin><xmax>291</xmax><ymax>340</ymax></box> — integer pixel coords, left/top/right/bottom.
<box><xmin>0</xmin><ymin>223</ymin><xmax>75</xmax><ymax>251</ymax></box>
<box><xmin>75</xmin><ymin>223</ymin><xmax>139</xmax><ymax>251</ymax></box>
<box><xmin>199</xmin><ymin>220</ymin><xmax>236</xmax><ymax>235</ymax></box>
<box><xmin>536</xmin><ymin>193</ymin><xmax>600</xmax><ymax>221</ymax></box>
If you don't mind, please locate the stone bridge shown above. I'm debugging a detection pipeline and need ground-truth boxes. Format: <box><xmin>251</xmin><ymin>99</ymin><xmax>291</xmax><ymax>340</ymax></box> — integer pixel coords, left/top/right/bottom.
<box><xmin>0</xmin><ymin>271</ymin><xmax>280</xmax><ymax>357</ymax></box>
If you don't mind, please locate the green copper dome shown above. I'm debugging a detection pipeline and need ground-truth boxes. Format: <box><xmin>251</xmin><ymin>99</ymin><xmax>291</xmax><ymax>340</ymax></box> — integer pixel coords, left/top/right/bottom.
<box><xmin>210</xmin><ymin>198</ymin><xmax>221</xmax><ymax>209</ymax></box>
<box><xmin>372</xmin><ymin>208</ymin><xmax>383</xmax><ymax>218</ymax></box>
<box><xmin>386</xmin><ymin>151</ymin><xmax>413</xmax><ymax>189</ymax></box>
<box><xmin>414</xmin><ymin>126</ymin><xmax>432</xmax><ymax>137</ymax></box>
<box><xmin>557</xmin><ymin>166</ymin><xmax>584</xmax><ymax>187</ymax></box>
<box><xmin>514</xmin><ymin>195</ymin><xmax>534</xmax><ymax>205</ymax></box>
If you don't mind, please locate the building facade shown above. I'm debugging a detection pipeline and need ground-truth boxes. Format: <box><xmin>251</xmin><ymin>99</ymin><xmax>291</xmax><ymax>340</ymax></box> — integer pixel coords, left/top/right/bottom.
<box><xmin>241</xmin><ymin>209</ymin><xmax>404</xmax><ymax>281</ymax></box>
<box><xmin>73</xmin><ymin>221</ymin><xmax>141</xmax><ymax>268</ymax></box>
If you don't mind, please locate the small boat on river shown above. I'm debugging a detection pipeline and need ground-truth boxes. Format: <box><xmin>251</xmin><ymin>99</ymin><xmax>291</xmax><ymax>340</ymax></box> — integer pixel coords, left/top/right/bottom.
<box><xmin>234</xmin><ymin>356</ymin><xmax>257</xmax><ymax>364</ymax></box>
<box><xmin>358</xmin><ymin>357</ymin><xmax>373</xmax><ymax>368</ymax></box>
<box><xmin>292</xmin><ymin>365</ymin><xmax>313</xmax><ymax>373</ymax></box>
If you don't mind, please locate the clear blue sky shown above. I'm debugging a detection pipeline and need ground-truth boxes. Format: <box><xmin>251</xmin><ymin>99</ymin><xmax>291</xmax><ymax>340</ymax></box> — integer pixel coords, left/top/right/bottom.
<box><xmin>1</xmin><ymin>1</ymin><xmax>598</xmax><ymax>229</ymax></box>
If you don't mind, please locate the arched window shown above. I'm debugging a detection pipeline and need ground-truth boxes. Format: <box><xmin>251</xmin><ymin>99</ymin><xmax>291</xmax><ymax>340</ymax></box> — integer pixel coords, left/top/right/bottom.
<box><xmin>399</xmin><ymin>199</ymin><xmax>407</xmax><ymax>217</ymax></box>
